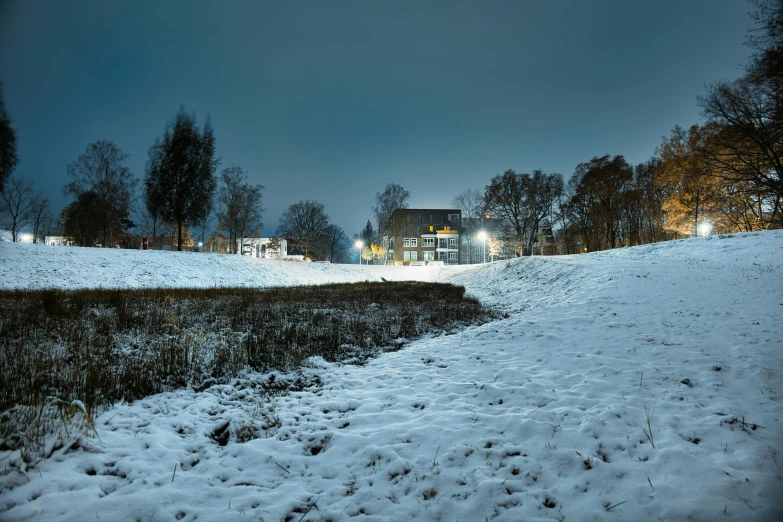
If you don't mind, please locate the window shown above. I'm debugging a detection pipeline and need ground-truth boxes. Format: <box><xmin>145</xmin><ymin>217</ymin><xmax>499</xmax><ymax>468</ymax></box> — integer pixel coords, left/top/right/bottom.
<box><xmin>429</xmin><ymin>214</ymin><xmax>433</xmax><ymax>224</ymax></box>
<box><xmin>423</xmin><ymin>238</ymin><xmax>435</xmax><ymax>247</ymax></box>
<box><xmin>406</xmin><ymin>214</ymin><xmax>411</xmax><ymax>224</ymax></box>
<box><xmin>449</xmin><ymin>213</ymin><xmax>460</xmax><ymax>224</ymax></box>
<box><xmin>418</xmin><ymin>214</ymin><xmax>422</xmax><ymax>224</ymax></box>
<box><xmin>410</xmin><ymin>238</ymin><xmax>417</xmax><ymax>247</ymax></box>
<box><xmin>404</xmin><ymin>251</ymin><xmax>410</xmax><ymax>261</ymax></box>
<box><xmin>404</xmin><ymin>238</ymin><xmax>410</xmax><ymax>247</ymax></box>
<box><xmin>403</xmin><ymin>226</ymin><xmax>407</xmax><ymax>237</ymax></box>
<box><xmin>449</xmin><ymin>252</ymin><xmax>457</xmax><ymax>260</ymax></box>
<box><xmin>410</xmin><ymin>251</ymin><xmax>417</xmax><ymax>261</ymax></box>
<box><xmin>449</xmin><ymin>238</ymin><xmax>457</xmax><ymax>247</ymax></box>
<box><xmin>440</xmin><ymin>214</ymin><xmax>444</xmax><ymax>224</ymax></box>
<box><xmin>416</xmin><ymin>225</ymin><xmax>421</xmax><ymax>235</ymax></box>
<box><xmin>423</xmin><ymin>251</ymin><xmax>434</xmax><ymax>261</ymax></box>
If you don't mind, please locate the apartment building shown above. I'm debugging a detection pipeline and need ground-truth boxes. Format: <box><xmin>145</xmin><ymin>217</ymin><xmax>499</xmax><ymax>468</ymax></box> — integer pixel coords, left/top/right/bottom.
<box><xmin>385</xmin><ymin>208</ymin><xmax>462</xmax><ymax>264</ymax></box>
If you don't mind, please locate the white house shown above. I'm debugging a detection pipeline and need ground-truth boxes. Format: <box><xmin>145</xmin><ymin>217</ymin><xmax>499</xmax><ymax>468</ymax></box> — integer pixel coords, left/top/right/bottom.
<box><xmin>236</xmin><ymin>237</ymin><xmax>288</xmax><ymax>258</ymax></box>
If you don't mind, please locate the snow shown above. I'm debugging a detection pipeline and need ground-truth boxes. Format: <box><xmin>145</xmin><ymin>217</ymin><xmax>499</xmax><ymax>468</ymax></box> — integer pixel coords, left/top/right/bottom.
<box><xmin>1</xmin><ymin>231</ymin><xmax>782</xmax><ymax>521</ymax></box>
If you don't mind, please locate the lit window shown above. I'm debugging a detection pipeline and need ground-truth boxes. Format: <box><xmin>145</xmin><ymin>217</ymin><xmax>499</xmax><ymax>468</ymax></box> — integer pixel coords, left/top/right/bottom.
<box><xmin>404</xmin><ymin>238</ymin><xmax>410</xmax><ymax>247</ymax></box>
<box><xmin>410</xmin><ymin>251</ymin><xmax>417</xmax><ymax>261</ymax></box>
<box><xmin>410</xmin><ymin>238</ymin><xmax>417</xmax><ymax>247</ymax></box>
<box><xmin>423</xmin><ymin>251</ymin><xmax>434</xmax><ymax>261</ymax></box>
<box><xmin>423</xmin><ymin>238</ymin><xmax>435</xmax><ymax>247</ymax></box>
<box><xmin>404</xmin><ymin>251</ymin><xmax>410</xmax><ymax>261</ymax></box>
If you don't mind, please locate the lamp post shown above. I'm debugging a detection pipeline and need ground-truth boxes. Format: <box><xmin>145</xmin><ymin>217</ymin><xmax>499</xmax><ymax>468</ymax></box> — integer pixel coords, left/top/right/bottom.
<box><xmin>355</xmin><ymin>240</ymin><xmax>364</xmax><ymax>264</ymax></box>
<box><xmin>477</xmin><ymin>231</ymin><xmax>487</xmax><ymax>263</ymax></box>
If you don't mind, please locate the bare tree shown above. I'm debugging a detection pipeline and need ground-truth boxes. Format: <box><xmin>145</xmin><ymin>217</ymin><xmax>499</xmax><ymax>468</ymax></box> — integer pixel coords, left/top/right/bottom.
<box><xmin>372</xmin><ymin>183</ymin><xmax>409</xmax><ymax>263</ymax></box>
<box><xmin>483</xmin><ymin>170</ymin><xmax>529</xmax><ymax>256</ymax></box>
<box><xmin>452</xmin><ymin>188</ymin><xmax>484</xmax><ymax>263</ymax></box>
<box><xmin>659</xmin><ymin>126</ymin><xmax>720</xmax><ymax>237</ymax></box>
<box><xmin>325</xmin><ymin>224</ymin><xmax>351</xmax><ymax>263</ymax></box>
<box><xmin>29</xmin><ymin>193</ymin><xmax>53</xmax><ymax>243</ymax></box>
<box><xmin>1</xmin><ymin>174</ymin><xmax>35</xmax><ymax>241</ymax></box>
<box><xmin>216</xmin><ymin>165</ymin><xmax>264</xmax><ymax>254</ymax></box>
<box><xmin>276</xmin><ymin>200</ymin><xmax>330</xmax><ymax>260</ymax></box>
<box><xmin>697</xmin><ymin>1</ymin><xmax>783</xmax><ymax>225</ymax></box>
<box><xmin>64</xmin><ymin>140</ymin><xmax>137</xmax><ymax>247</ymax></box>
<box><xmin>524</xmin><ymin>171</ymin><xmax>563</xmax><ymax>254</ymax></box>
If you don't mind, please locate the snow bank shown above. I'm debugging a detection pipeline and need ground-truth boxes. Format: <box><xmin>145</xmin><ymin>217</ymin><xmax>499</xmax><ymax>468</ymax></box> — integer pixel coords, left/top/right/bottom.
<box><xmin>1</xmin><ymin>231</ymin><xmax>782</xmax><ymax>521</ymax></box>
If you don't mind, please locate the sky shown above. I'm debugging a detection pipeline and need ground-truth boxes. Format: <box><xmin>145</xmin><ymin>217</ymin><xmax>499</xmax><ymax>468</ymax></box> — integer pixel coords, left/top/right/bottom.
<box><xmin>0</xmin><ymin>0</ymin><xmax>753</xmax><ymax>237</ymax></box>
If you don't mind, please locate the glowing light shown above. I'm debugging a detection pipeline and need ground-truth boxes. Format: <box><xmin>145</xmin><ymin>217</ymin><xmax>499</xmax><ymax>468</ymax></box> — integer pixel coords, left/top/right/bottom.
<box><xmin>697</xmin><ymin>222</ymin><xmax>712</xmax><ymax>236</ymax></box>
<box><xmin>355</xmin><ymin>240</ymin><xmax>364</xmax><ymax>264</ymax></box>
<box><xmin>477</xmin><ymin>231</ymin><xmax>488</xmax><ymax>263</ymax></box>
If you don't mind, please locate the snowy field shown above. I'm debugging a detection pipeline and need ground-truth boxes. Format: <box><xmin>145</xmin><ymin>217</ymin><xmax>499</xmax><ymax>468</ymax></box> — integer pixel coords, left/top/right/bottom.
<box><xmin>1</xmin><ymin>232</ymin><xmax>782</xmax><ymax>521</ymax></box>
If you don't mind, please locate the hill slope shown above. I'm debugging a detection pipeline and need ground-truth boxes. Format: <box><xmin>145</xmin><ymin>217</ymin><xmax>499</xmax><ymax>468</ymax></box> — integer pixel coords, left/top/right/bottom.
<box><xmin>1</xmin><ymin>231</ymin><xmax>782</xmax><ymax>521</ymax></box>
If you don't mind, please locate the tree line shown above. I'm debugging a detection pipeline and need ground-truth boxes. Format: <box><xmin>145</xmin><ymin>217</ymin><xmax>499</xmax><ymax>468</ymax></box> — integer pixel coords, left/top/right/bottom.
<box><xmin>448</xmin><ymin>0</ymin><xmax>781</xmax><ymax>256</ymax></box>
<box><xmin>350</xmin><ymin>2</ymin><xmax>780</xmax><ymax>260</ymax></box>
<box><xmin>2</xmin><ymin>1</ymin><xmax>780</xmax><ymax>259</ymax></box>
<box><xmin>0</xmin><ymin>101</ymin><xmax>355</xmax><ymax>260</ymax></box>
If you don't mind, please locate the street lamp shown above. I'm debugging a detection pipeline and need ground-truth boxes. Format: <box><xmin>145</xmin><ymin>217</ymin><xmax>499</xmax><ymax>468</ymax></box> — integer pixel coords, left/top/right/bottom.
<box><xmin>477</xmin><ymin>231</ymin><xmax>487</xmax><ymax>263</ymax></box>
<box><xmin>355</xmin><ymin>240</ymin><xmax>364</xmax><ymax>264</ymax></box>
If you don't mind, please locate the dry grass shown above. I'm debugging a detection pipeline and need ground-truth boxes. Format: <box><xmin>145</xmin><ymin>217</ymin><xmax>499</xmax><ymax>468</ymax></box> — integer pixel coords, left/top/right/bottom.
<box><xmin>0</xmin><ymin>282</ymin><xmax>492</xmax><ymax>464</ymax></box>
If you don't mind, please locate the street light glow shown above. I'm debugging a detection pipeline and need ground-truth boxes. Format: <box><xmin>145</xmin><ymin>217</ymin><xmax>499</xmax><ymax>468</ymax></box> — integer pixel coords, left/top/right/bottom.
<box><xmin>477</xmin><ymin>231</ymin><xmax>488</xmax><ymax>263</ymax></box>
<box><xmin>355</xmin><ymin>240</ymin><xmax>364</xmax><ymax>264</ymax></box>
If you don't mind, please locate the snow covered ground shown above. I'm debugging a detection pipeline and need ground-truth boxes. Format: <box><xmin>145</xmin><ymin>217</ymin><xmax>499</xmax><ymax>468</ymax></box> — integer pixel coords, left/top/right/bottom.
<box><xmin>1</xmin><ymin>232</ymin><xmax>782</xmax><ymax>521</ymax></box>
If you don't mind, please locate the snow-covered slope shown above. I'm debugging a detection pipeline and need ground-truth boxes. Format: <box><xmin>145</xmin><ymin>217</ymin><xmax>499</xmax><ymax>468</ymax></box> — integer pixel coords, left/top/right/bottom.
<box><xmin>1</xmin><ymin>231</ymin><xmax>782</xmax><ymax>521</ymax></box>
<box><xmin>0</xmin><ymin>242</ymin><xmax>426</xmax><ymax>289</ymax></box>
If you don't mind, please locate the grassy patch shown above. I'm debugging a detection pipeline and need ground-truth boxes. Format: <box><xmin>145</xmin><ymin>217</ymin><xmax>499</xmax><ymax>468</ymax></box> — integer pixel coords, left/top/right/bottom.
<box><xmin>1</xmin><ymin>282</ymin><xmax>492</xmax><ymax>461</ymax></box>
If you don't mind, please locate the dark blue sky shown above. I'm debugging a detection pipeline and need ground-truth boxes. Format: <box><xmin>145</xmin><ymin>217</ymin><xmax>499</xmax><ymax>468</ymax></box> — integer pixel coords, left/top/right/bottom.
<box><xmin>0</xmin><ymin>0</ymin><xmax>752</xmax><ymax>237</ymax></box>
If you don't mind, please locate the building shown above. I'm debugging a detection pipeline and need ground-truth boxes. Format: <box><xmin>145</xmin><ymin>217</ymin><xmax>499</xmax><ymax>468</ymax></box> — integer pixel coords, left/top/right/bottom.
<box><xmin>235</xmin><ymin>237</ymin><xmax>288</xmax><ymax>258</ymax></box>
<box><xmin>386</xmin><ymin>209</ymin><xmax>462</xmax><ymax>265</ymax></box>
